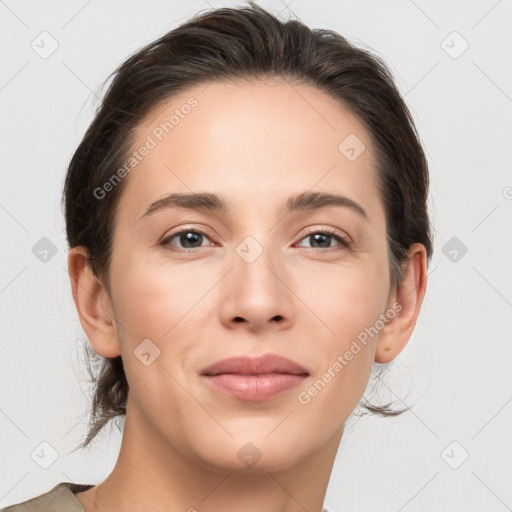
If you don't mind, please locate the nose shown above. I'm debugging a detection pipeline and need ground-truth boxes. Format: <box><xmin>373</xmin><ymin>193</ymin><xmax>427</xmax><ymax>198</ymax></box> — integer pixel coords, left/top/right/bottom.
<box><xmin>219</xmin><ymin>242</ymin><xmax>295</xmax><ymax>333</ymax></box>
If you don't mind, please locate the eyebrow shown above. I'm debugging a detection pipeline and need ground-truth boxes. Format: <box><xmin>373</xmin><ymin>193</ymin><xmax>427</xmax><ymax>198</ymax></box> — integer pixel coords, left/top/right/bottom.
<box><xmin>140</xmin><ymin>191</ymin><xmax>368</xmax><ymax>221</ymax></box>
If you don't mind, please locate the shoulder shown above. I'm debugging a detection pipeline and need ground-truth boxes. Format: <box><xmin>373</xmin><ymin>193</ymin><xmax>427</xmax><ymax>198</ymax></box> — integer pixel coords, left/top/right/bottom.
<box><xmin>1</xmin><ymin>482</ymin><xmax>94</xmax><ymax>512</ymax></box>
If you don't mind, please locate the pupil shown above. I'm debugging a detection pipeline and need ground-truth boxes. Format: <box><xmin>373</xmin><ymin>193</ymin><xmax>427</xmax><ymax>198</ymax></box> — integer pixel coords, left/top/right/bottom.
<box><xmin>312</xmin><ymin>233</ymin><xmax>330</xmax><ymax>248</ymax></box>
<box><xmin>181</xmin><ymin>232</ymin><xmax>201</xmax><ymax>248</ymax></box>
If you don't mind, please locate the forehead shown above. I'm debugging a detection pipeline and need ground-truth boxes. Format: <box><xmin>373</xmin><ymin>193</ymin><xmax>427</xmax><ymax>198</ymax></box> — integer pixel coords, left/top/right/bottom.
<box><xmin>119</xmin><ymin>78</ymin><xmax>382</xmax><ymax>223</ymax></box>
<box><xmin>135</xmin><ymin>77</ymin><xmax>372</xmax><ymax>153</ymax></box>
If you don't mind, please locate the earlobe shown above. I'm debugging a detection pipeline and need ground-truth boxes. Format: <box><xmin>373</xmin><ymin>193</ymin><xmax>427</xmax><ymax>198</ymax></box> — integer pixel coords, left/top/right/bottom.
<box><xmin>67</xmin><ymin>246</ymin><xmax>121</xmax><ymax>358</ymax></box>
<box><xmin>375</xmin><ymin>243</ymin><xmax>428</xmax><ymax>364</ymax></box>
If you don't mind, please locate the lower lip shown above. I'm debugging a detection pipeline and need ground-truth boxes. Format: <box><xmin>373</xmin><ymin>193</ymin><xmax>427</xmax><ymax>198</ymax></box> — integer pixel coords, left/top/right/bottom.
<box><xmin>201</xmin><ymin>373</ymin><xmax>308</xmax><ymax>401</ymax></box>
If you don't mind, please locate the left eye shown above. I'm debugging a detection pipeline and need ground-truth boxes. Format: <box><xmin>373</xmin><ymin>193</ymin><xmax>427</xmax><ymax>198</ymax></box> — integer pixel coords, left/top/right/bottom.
<box><xmin>296</xmin><ymin>230</ymin><xmax>351</xmax><ymax>249</ymax></box>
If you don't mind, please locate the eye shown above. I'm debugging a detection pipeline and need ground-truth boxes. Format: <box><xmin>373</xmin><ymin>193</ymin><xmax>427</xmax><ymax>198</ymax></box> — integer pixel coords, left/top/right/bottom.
<box><xmin>296</xmin><ymin>229</ymin><xmax>352</xmax><ymax>250</ymax></box>
<box><xmin>160</xmin><ymin>227</ymin><xmax>352</xmax><ymax>252</ymax></box>
<box><xmin>160</xmin><ymin>229</ymin><xmax>213</xmax><ymax>250</ymax></box>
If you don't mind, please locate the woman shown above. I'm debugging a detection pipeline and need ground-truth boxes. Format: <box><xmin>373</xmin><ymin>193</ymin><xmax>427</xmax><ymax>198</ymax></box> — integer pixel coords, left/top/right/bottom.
<box><xmin>2</xmin><ymin>2</ymin><xmax>431</xmax><ymax>511</ymax></box>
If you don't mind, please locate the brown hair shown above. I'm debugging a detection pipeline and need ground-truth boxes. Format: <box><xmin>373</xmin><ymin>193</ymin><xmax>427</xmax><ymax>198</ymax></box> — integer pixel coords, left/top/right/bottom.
<box><xmin>63</xmin><ymin>2</ymin><xmax>433</xmax><ymax>451</ymax></box>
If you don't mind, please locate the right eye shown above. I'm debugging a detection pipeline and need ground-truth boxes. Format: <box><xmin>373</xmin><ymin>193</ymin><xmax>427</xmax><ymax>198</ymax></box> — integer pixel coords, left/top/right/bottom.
<box><xmin>160</xmin><ymin>229</ymin><xmax>214</xmax><ymax>251</ymax></box>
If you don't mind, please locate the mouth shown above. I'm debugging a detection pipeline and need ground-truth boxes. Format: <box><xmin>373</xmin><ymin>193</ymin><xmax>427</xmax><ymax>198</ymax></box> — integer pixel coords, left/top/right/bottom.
<box><xmin>200</xmin><ymin>354</ymin><xmax>309</xmax><ymax>402</ymax></box>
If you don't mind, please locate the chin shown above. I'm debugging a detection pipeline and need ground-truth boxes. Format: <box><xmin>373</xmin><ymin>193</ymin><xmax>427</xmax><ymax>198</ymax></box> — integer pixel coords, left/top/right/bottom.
<box><xmin>189</xmin><ymin>428</ymin><xmax>315</xmax><ymax>474</ymax></box>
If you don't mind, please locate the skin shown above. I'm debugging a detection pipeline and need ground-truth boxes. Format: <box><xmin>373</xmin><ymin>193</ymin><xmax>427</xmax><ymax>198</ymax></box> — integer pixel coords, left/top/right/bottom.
<box><xmin>69</xmin><ymin>78</ymin><xmax>427</xmax><ymax>512</ymax></box>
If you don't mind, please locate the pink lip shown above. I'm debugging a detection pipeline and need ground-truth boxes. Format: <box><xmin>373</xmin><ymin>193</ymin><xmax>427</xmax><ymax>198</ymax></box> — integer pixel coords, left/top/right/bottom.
<box><xmin>200</xmin><ymin>354</ymin><xmax>309</xmax><ymax>402</ymax></box>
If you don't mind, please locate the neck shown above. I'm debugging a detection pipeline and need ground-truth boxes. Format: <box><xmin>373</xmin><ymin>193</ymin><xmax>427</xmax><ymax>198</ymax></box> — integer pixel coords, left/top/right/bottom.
<box><xmin>80</xmin><ymin>397</ymin><xmax>344</xmax><ymax>512</ymax></box>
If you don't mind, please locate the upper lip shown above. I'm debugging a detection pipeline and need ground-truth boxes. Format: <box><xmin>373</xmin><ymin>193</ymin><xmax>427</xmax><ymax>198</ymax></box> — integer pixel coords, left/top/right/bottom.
<box><xmin>200</xmin><ymin>354</ymin><xmax>309</xmax><ymax>376</ymax></box>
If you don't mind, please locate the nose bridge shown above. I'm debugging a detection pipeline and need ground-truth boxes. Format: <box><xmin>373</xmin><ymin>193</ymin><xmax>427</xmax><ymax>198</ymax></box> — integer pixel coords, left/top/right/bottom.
<box><xmin>220</xmin><ymin>232</ymin><xmax>293</xmax><ymax>330</ymax></box>
<box><xmin>234</xmin><ymin>233</ymin><xmax>282</xmax><ymax>299</ymax></box>
<box><xmin>230</xmin><ymin>203</ymin><xmax>279</xmax><ymax>283</ymax></box>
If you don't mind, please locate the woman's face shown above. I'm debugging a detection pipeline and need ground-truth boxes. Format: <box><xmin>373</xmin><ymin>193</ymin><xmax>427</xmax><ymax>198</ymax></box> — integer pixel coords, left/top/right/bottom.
<box><xmin>104</xmin><ymin>78</ymin><xmax>396</xmax><ymax>472</ymax></box>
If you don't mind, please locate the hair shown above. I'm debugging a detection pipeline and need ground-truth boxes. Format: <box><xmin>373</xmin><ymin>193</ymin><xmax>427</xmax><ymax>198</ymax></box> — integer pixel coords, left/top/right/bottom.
<box><xmin>63</xmin><ymin>2</ymin><xmax>433</xmax><ymax>451</ymax></box>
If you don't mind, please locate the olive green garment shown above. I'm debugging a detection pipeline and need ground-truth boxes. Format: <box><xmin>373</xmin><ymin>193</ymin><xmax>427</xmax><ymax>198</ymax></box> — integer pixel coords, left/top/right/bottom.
<box><xmin>1</xmin><ymin>482</ymin><xmax>336</xmax><ymax>511</ymax></box>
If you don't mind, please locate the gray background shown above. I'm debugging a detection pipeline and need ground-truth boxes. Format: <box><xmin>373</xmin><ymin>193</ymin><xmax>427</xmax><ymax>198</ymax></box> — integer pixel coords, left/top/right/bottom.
<box><xmin>1</xmin><ymin>0</ymin><xmax>511</xmax><ymax>510</ymax></box>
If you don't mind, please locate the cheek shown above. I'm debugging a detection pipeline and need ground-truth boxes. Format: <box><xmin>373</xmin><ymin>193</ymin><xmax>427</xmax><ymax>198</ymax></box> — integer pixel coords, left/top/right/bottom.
<box><xmin>108</xmin><ymin>257</ymin><xmax>211</xmax><ymax>430</ymax></box>
<box><xmin>108</xmin><ymin>252</ymin><xmax>225</xmax><ymax>415</ymax></box>
<box><xmin>291</xmin><ymin>256</ymin><xmax>389</xmax><ymax>405</ymax></box>
<box><xmin>295</xmin><ymin>256</ymin><xmax>390</xmax><ymax>344</ymax></box>
<box><xmin>111</xmin><ymin>252</ymin><xmax>216</xmax><ymax>346</ymax></box>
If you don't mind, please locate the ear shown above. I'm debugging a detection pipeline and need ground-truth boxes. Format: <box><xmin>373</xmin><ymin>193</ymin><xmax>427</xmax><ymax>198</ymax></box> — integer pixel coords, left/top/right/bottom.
<box><xmin>375</xmin><ymin>243</ymin><xmax>428</xmax><ymax>363</ymax></box>
<box><xmin>67</xmin><ymin>246</ymin><xmax>121</xmax><ymax>358</ymax></box>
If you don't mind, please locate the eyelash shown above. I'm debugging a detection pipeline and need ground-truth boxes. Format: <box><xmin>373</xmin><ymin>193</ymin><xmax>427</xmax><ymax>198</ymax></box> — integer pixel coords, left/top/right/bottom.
<box><xmin>160</xmin><ymin>227</ymin><xmax>352</xmax><ymax>252</ymax></box>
